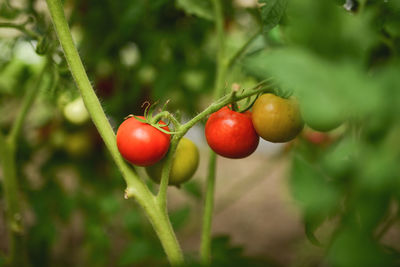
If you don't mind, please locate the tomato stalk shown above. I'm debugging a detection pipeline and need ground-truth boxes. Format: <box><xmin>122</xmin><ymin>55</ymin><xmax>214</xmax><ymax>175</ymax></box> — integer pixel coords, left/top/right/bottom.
<box><xmin>45</xmin><ymin>0</ymin><xmax>185</xmax><ymax>265</ymax></box>
<box><xmin>0</xmin><ymin>59</ymin><xmax>48</xmax><ymax>267</ymax></box>
<box><xmin>45</xmin><ymin>0</ymin><xmax>275</xmax><ymax>265</ymax></box>
<box><xmin>200</xmin><ymin>0</ymin><xmax>226</xmax><ymax>264</ymax></box>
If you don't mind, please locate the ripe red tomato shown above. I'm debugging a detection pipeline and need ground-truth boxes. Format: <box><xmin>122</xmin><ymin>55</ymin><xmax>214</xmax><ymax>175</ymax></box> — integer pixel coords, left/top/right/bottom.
<box><xmin>116</xmin><ymin>116</ymin><xmax>170</xmax><ymax>166</ymax></box>
<box><xmin>205</xmin><ymin>107</ymin><xmax>259</xmax><ymax>159</ymax></box>
<box><xmin>252</xmin><ymin>93</ymin><xmax>304</xmax><ymax>143</ymax></box>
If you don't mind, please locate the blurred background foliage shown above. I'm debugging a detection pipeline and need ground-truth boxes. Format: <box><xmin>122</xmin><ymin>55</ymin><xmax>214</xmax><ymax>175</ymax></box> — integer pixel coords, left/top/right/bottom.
<box><xmin>0</xmin><ymin>0</ymin><xmax>400</xmax><ymax>266</ymax></box>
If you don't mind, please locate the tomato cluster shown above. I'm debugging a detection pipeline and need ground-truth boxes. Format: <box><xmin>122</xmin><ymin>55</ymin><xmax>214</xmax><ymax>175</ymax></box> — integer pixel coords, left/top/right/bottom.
<box><xmin>116</xmin><ymin>91</ymin><xmax>340</xmax><ymax>185</ymax></box>
<box><xmin>204</xmin><ymin>93</ymin><xmax>305</xmax><ymax>158</ymax></box>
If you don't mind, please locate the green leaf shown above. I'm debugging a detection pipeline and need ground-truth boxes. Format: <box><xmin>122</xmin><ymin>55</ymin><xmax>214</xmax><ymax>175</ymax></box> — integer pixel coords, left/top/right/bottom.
<box><xmin>118</xmin><ymin>241</ymin><xmax>153</xmax><ymax>266</ymax></box>
<box><xmin>244</xmin><ymin>48</ymin><xmax>385</xmax><ymax>127</ymax></box>
<box><xmin>176</xmin><ymin>0</ymin><xmax>214</xmax><ymax>21</ymax></box>
<box><xmin>290</xmin><ymin>154</ymin><xmax>340</xmax><ymax>215</ymax></box>
<box><xmin>182</xmin><ymin>180</ymin><xmax>202</xmax><ymax>199</ymax></box>
<box><xmin>304</xmin><ymin>213</ymin><xmax>325</xmax><ymax>247</ymax></box>
<box><xmin>259</xmin><ymin>0</ymin><xmax>288</xmax><ymax>33</ymax></box>
<box><xmin>170</xmin><ymin>205</ymin><xmax>191</xmax><ymax>230</ymax></box>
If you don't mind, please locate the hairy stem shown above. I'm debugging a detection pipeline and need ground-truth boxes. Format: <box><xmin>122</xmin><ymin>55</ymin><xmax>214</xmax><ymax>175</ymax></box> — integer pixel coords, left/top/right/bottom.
<box><xmin>45</xmin><ymin>0</ymin><xmax>183</xmax><ymax>264</ymax></box>
<box><xmin>200</xmin><ymin>151</ymin><xmax>217</xmax><ymax>264</ymax></box>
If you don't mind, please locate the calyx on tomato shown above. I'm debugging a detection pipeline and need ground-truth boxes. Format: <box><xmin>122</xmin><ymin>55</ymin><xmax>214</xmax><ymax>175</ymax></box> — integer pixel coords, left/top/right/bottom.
<box><xmin>116</xmin><ymin>101</ymin><xmax>175</xmax><ymax>166</ymax></box>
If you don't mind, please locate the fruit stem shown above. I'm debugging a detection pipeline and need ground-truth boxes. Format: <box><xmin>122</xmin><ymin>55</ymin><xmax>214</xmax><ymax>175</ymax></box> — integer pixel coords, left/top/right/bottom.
<box><xmin>157</xmin><ymin>135</ymin><xmax>180</xmax><ymax>210</ymax></box>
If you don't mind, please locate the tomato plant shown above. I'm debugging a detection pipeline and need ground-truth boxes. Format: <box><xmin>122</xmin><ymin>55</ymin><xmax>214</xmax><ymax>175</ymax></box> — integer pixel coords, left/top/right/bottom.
<box><xmin>116</xmin><ymin>116</ymin><xmax>170</xmax><ymax>166</ymax></box>
<box><xmin>205</xmin><ymin>107</ymin><xmax>259</xmax><ymax>159</ymax></box>
<box><xmin>251</xmin><ymin>93</ymin><xmax>304</xmax><ymax>143</ymax></box>
<box><xmin>1</xmin><ymin>0</ymin><xmax>400</xmax><ymax>266</ymax></box>
<box><xmin>146</xmin><ymin>137</ymin><xmax>199</xmax><ymax>186</ymax></box>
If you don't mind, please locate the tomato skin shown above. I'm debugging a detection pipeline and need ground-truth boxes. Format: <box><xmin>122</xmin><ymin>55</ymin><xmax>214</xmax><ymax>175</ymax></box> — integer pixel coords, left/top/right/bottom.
<box><xmin>252</xmin><ymin>93</ymin><xmax>304</xmax><ymax>143</ymax></box>
<box><xmin>116</xmin><ymin>116</ymin><xmax>170</xmax><ymax>166</ymax></box>
<box><xmin>146</xmin><ymin>138</ymin><xmax>199</xmax><ymax>186</ymax></box>
<box><xmin>303</xmin><ymin>129</ymin><xmax>331</xmax><ymax>145</ymax></box>
<box><xmin>205</xmin><ymin>107</ymin><xmax>259</xmax><ymax>159</ymax></box>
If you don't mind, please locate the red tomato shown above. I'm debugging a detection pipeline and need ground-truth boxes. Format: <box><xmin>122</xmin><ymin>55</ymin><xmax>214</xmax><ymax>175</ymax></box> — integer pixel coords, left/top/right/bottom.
<box><xmin>205</xmin><ymin>107</ymin><xmax>259</xmax><ymax>159</ymax></box>
<box><xmin>116</xmin><ymin>116</ymin><xmax>170</xmax><ymax>166</ymax></box>
<box><xmin>302</xmin><ymin>128</ymin><xmax>333</xmax><ymax>146</ymax></box>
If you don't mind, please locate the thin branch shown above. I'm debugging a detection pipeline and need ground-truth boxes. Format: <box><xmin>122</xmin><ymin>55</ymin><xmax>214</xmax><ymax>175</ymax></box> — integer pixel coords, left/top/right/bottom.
<box><xmin>8</xmin><ymin>60</ymin><xmax>48</xmax><ymax>145</ymax></box>
<box><xmin>181</xmin><ymin>80</ymin><xmax>274</xmax><ymax>136</ymax></box>
<box><xmin>156</xmin><ymin>136</ymin><xmax>180</xmax><ymax>209</ymax></box>
<box><xmin>0</xmin><ymin>22</ymin><xmax>40</xmax><ymax>40</ymax></box>
<box><xmin>227</xmin><ymin>29</ymin><xmax>262</xmax><ymax>69</ymax></box>
<box><xmin>0</xmin><ymin>130</ymin><xmax>6</xmax><ymax>155</ymax></box>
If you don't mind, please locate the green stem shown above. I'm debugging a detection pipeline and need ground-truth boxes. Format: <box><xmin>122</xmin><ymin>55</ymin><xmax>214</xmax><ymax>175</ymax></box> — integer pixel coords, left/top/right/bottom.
<box><xmin>227</xmin><ymin>29</ymin><xmax>261</xmax><ymax>69</ymax></box>
<box><xmin>0</xmin><ymin>22</ymin><xmax>40</xmax><ymax>40</ymax></box>
<box><xmin>0</xmin><ymin>141</ymin><xmax>26</xmax><ymax>267</ymax></box>
<box><xmin>200</xmin><ymin>0</ymin><xmax>226</xmax><ymax>264</ymax></box>
<box><xmin>45</xmin><ymin>0</ymin><xmax>183</xmax><ymax>265</ymax></box>
<box><xmin>8</xmin><ymin>61</ymin><xmax>48</xmax><ymax>145</ymax></box>
<box><xmin>200</xmin><ymin>151</ymin><xmax>217</xmax><ymax>265</ymax></box>
<box><xmin>157</xmin><ymin>135</ymin><xmax>180</xmax><ymax>210</ymax></box>
<box><xmin>0</xmin><ymin>58</ymin><xmax>47</xmax><ymax>267</ymax></box>
<box><xmin>212</xmin><ymin>0</ymin><xmax>227</xmax><ymax>99</ymax></box>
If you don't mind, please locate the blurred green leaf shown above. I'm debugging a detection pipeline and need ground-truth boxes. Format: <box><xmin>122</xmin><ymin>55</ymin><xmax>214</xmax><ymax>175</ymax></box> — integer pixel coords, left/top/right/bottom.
<box><xmin>259</xmin><ymin>0</ymin><xmax>288</xmax><ymax>33</ymax></box>
<box><xmin>118</xmin><ymin>240</ymin><xmax>153</xmax><ymax>266</ymax></box>
<box><xmin>170</xmin><ymin>205</ymin><xmax>191</xmax><ymax>230</ymax></box>
<box><xmin>182</xmin><ymin>180</ymin><xmax>202</xmax><ymax>199</ymax></box>
<box><xmin>290</xmin><ymin>155</ymin><xmax>340</xmax><ymax>214</ymax></box>
<box><xmin>285</xmin><ymin>0</ymin><xmax>377</xmax><ymax>61</ymax></box>
<box><xmin>176</xmin><ymin>0</ymin><xmax>214</xmax><ymax>21</ymax></box>
<box><xmin>245</xmin><ymin>48</ymin><xmax>385</xmax><ymax>130</ymax></box>
<box><xmin>328</xmin><ymin>226</ymin><xmax>393</xmax><ymax>267</ymax></box>
<box><xmin>304</xmin><ymin>213</ymin><xmax>325</xmax><ymax>247</ymax></box>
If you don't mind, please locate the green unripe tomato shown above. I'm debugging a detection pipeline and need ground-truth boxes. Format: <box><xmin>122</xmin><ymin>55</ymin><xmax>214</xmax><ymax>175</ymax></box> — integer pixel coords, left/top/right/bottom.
<box><xmin>252</xmin><ymin>93</ymin><xmax>304</xmax><ymax>143</ymax></box>
<box><xmin>299</xmin><ymin>91</ymin><xmax>344</xmax><ymax>132</ymax></box>
<box><xmin>146</xmin><ymin>137</ymin><xmax>199</xmax><ymax>186</ymax></box>
<box><xmin>63</xmin><ymin>97</ymin><xmax>90</xmax><ymax>125</ymax></box>
<box><xmin>63</xmin><ymin>131</ymin><xmax>93</xmax><ymax>158</ymax></box>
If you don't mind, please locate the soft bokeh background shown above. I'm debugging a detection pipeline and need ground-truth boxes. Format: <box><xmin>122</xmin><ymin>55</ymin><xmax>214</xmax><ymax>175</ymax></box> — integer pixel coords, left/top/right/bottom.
<box><xmin>1</xmin><ymin>0</ymin><xmax>400</xmax><ymax>266</ymax></box>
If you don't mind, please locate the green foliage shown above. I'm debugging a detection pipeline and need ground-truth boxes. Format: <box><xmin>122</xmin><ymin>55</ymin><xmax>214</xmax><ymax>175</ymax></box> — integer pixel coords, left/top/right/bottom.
<box><xmin>245</xmin><ymin>0</ymin><xmax>400</xmax><ymax>265</ymax></box>
<box><xmin>176</xmin><ymin>0</ymin><xmax>214</xmax><ymax>21</ymax></box>
<box><xmin>1</xmin><ymin>0</ymin><xmax>400</xmax><ymax>266</ymax></box>
<box><xmin>259</xmin><ymin>0</ymin><xmax>288</xmax><ymax>33</ymax></box>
